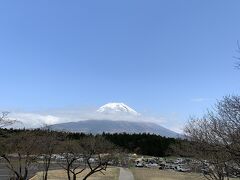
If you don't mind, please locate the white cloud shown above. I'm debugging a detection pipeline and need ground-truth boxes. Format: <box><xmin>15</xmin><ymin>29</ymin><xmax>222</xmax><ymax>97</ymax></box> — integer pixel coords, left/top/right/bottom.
<box><xmin>9</xmin><ymin>112</ymin><xmax>60</xmax><ymax>128</ymax></box>
<box><xmin>160</xmin><ymin>112</ymin><xmax>184</xmax><ymax>134</ymax></box>
<box><xmin>6</xmin><ymin>107</ymin><xmax>183</xmax><ymax>133</ymax></box>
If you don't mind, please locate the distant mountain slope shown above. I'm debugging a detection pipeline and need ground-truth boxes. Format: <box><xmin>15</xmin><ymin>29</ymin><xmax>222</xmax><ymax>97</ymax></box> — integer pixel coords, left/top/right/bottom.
<box><xmin>49</xmin><ymin>120</ymin><xmax>181</xmax><ymax>138</ymax></box>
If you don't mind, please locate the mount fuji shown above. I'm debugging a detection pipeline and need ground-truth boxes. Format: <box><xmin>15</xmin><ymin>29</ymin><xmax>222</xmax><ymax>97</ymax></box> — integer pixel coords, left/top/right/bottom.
<box><xmin>49</xmin><ymin>103</ymin><xmax>181</xmax><ymax>138</ymax></box>
<box><xmin>97</xmin><ymin>103</ymin><xmax>140</xmax><ymax>116</ymax></box>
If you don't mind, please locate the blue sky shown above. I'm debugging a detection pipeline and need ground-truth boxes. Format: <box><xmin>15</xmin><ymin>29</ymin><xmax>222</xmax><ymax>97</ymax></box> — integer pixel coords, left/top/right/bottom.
<box><xmin>0</xmin><ymin>1</ymin><xmax>240</xmax><ymax>131</ymax></box>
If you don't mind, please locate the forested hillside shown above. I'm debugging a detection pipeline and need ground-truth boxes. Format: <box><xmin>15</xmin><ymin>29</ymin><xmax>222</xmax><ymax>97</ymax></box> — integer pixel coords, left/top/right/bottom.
<box><xmin>0</xmin><ymin>128</ymin><xmax>178</xmax><ymax>157</ymax></box>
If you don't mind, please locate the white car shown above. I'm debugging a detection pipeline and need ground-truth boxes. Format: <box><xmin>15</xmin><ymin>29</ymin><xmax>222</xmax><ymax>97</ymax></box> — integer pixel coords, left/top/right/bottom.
<box><xmin>176</xmin><ymin>165</ymin><xmax>190</xmax><ymax>172</ymax></box>
<box><xmin>145</xmin><ymin>163</ymin><xmax>158</xmax><ymax>168</ymax></box>
<box><xmin>135</xmin><ymin>162</ymin><xmax>144</xmax><ymax>167</ymax></box>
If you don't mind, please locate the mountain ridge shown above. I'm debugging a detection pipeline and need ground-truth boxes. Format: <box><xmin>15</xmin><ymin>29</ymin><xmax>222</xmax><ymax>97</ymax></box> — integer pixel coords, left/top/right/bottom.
<box><xmin>49</xmin><ymin>119</ymin><xmax>181</xmax><ymax>138</ymax></box>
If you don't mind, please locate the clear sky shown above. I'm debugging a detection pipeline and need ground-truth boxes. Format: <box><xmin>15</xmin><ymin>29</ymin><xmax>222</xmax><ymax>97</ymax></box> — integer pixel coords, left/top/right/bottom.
<box><xmin>0</xmin><ymin>1</ymin><xmax>239</xmax><ymax>131</ymax></box>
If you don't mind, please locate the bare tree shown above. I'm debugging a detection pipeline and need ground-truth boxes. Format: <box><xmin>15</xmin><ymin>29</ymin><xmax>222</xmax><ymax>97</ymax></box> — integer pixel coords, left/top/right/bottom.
<box><xmin>38</xmin><ymin>130</ymin><xmax>59</xmax><ymax>180</ymax></box>
<box><xmin>0</xmin><ymin>112</ymin><xmax>16</xmax><ymax>128</ymax></box>
<box><xmin>184</xmin><ymin>96</ymin><xmax>240</xmax><ymax>180</ymax></box>
<box><xmin>56</xmin><ymin>136</ymin><xmax>118</xmax><ymax>180</ymax></box>
<box><xmin>0</xmin><ymin>131</ymin><xmax>41</xmax><ymax>180</ymax></box>
<box><xmin>57</xmin><ymin>140</ymin><xmax>85</xmax><ymax>180</ymax></box>
<box><xmin>185</xmin><ymin>118</ymin><xmax>231</xmax><ymax>180</ymax></box>
<box><xmin>80</xmin><ymin>136</ymin><xmax>117</xmax><ymax>180</ymax></box>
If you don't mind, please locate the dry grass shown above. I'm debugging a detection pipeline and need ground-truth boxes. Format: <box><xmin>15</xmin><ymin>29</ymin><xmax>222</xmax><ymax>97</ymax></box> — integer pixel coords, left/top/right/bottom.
<box><xmin>31</xmin><ymin>167</ymin><xmax>119</xmax><ymax>180</ymax></box>
<box><xmin>130</xmin><ymin>168</ymin><xmax>206</xmax><ymax>180</ymax></box>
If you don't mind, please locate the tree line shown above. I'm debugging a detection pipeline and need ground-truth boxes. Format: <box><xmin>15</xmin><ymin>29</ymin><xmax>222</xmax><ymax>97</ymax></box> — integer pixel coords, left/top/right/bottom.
<box><xmin>0</xmin><ymin>128</ymin><xmax>179</xmax><ymax>157</ymax></box>
<box><xmin>0</xmin><ymin>126</ymin><xmax>178</xmax><ymax>180</ymax></box>
<box><xmin>102</xmin><ymin>132</ymin><xmax>178</xmax><ymax>157</ymax></box>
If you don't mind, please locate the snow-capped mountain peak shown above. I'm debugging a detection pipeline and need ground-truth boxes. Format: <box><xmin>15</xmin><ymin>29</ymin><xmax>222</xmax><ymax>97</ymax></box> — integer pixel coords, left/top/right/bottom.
<box><xmin>97</xmin><ymin>103</ymin><xmax>140</xmax><ymax>116</ymax></box>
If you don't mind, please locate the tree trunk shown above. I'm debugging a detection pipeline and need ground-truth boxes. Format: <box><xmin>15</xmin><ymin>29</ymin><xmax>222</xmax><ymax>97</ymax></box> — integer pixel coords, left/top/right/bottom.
<box><xmin>43</xmin><ymin>171</ymin><xmax>48</xmax><ymax>180</ymax></box>
<box><xmin>43</xmin><ymin>158</ymin><xmax>51</xmax><ymax>180</ymax></box>
<box><xmin>83</xmin><ymin>171</ymin><xmax>93</xmax><ymax>180</ymax></box>
<box><xmin>67</xmin><ymin>169</ymin><xmax>71</xmax><ymax>180</ymax></box>
<box><xmin>73</xmin><ymin>174</ymin><xmax>76</xmax><ymax>180</ymax></box>
<box><xmin>22</xmin><ymin>167</ymin><xmax>28</xmax><ymax>180</ymax></box>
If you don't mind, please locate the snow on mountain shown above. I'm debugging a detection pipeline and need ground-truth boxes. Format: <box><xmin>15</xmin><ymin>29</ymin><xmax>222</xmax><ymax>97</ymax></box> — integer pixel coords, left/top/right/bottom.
<box><xmin>97</xmin><ymin>103</ymin><xmax>140</xmax><ymax>116</ymax></box>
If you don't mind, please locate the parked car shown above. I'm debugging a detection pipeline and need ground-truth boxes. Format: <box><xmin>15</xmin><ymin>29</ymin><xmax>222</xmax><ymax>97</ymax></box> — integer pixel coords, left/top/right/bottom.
<box><xmin>159</xmin><ymin>163</ymin><xmax>166</xmax><ymax>170</ymax></box>
<box><xmin>145</xmin><ymin>163</ymin><xmax>159</xmax><ymax>168</ymax></box>
<box><xmin>176</xmin><ymin>164</ymin><xmax>191</xmax><ymax>172</ymax></box>
<box><xmin>174</xmin><ymin>158</ymin><xmax>182</xmax><ymax>164</ymax></box>
<box><xmin>135</xmin><ymin>162</ymin><xmax>144</xmax><ymax>167</ymax></box>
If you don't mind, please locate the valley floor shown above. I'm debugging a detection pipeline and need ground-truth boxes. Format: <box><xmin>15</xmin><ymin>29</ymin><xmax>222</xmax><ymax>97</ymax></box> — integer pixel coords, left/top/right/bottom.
<box><xmin>19</xmin><ymin>167</ymin><xmax>240</xmax><ymax>180</ymax></box>
<box><xmin>31</xmin><ymin>167</ymin><xmax>119</xmax><ymax>180</ymax></box>
<box><xmin>131</xmin><ymin>168</ymin><xmax>204</xmax><ymax>180</ymax></box>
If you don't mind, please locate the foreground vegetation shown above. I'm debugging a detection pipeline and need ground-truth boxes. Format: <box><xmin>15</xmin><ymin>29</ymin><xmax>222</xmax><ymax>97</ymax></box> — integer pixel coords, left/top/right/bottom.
<box><xmin>0</xmin><ymin>129</ymin><xmax>118</xmax><ymax>180</ymax></box>
<box><xmin>0</xmin><ymin>128</ymin><xmax>178</xmax><ymax>157</ymax></box>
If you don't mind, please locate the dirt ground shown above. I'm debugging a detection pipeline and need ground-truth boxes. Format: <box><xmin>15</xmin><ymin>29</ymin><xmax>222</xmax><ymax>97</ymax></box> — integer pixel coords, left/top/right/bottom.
<box><xmin>31</xmin><ymin>167</ymin><xmax>119</xmax><ymax>180</ymax></box>
<box><xmin>131</xmin><ymin>168</ymin><xmax>206</xmax><ymax>180</ymax></box>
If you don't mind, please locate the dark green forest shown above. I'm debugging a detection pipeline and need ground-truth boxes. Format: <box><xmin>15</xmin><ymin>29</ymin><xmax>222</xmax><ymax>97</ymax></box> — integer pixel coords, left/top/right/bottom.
<box><xmin>0</xmin><ymin>128</ymin><xmax>178</xmax><ymax>157</ymax></box>
<box><xmin>103</xmin><ymin>133</ymin><xmax>178</xmax><ymax>156</ymax></box>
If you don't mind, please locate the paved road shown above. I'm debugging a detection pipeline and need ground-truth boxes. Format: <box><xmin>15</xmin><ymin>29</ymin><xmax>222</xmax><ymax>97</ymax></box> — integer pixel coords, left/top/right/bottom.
<box><xmin>119</xmin><ymin>168</ymin><xmax>134</xmax><ymax>180</ymax></box>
